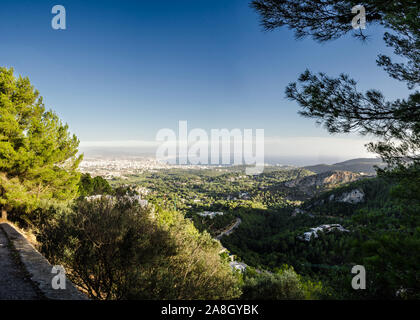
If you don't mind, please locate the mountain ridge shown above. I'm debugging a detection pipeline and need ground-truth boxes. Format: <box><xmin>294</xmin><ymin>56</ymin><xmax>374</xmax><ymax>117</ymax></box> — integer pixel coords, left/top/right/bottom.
<box><xmin>303</xmin><ymin>158</ymin><xmax>385</xmax><ymax>175</ymax></box>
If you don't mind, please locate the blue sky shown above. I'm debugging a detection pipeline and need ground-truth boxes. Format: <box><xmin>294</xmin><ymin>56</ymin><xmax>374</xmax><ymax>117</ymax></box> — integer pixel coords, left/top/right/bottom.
<box><xmin>0</xmin><ymin>0</ymin><xmax>411</xmax><ymax>163</ymax></box>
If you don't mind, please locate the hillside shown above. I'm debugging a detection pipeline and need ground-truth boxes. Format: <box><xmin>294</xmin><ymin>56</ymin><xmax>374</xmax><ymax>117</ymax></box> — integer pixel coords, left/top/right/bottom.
<box><xmin>280</xmin><ymin>170</ymin><xmax>367</xmax><ymax>199</ymax></box>
<box><xmin>218</xmin><ymin>170</ymin><xmax>420</xmax><ymax>299</ymax></box>
<box><xmin>304</xmin><ymin>158</ymin><xmax>385</xmax><ymax>175</ymax></box>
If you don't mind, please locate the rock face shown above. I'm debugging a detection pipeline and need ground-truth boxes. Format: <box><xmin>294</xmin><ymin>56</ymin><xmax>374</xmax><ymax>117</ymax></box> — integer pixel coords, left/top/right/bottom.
<box><xmin>284</xmin><ymin>171</ymin><xmax>363</xmax><ymax>197</ymax></box>
<box><xmin>285</xmin><ymin>170</ymin><xmax>362</xmax><ymax>188</ymax></box>
<box><xmin>335</xmin><ymin>189</ymin><xmax>365</xmax><ymax>204</ymax></box>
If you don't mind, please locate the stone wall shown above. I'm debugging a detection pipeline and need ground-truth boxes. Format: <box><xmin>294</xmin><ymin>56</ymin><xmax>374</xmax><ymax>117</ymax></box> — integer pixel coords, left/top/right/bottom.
<box><xmin>0</xmin><ymin>222</ymin><xmax>87</xmax><ymax>300</ymax></box>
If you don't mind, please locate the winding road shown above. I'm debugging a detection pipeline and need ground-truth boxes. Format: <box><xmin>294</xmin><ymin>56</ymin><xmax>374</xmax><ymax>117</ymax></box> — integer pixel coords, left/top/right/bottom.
<box><xmin>215</xmin><ymin>218</ymin><xmax>242</xmax><ymax>240</ymax></box>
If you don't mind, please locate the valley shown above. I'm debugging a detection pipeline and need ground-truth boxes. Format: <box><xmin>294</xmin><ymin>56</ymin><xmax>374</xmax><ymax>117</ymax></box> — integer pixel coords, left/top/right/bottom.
<box><xmin>102</xmin><ymin>157</ymin><xmax>418</xmax><ymax>299</ymax></box>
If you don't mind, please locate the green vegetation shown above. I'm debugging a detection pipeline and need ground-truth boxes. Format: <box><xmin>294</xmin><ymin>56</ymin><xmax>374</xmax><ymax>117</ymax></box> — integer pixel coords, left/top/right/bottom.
<box><xmin>1</xmin><ymin>0</ymin><xmax>418</xmax><ymax>300</ymax></box>
<box><xmin>108</xmin><ymin>164</ymin><xmax>418</xmax><ymax>299</ymax></box>
<box><xmin>243</xmin><ymin>0</ymin><xmax>420</xmax><ymax>299</ymax></box>
<box><xmin>110</xmin><ymin>167</ymin><xmax>312</xmax><ymax>211</ymax></box>
<box><xmin>36</xmin><ymin>197</ymin><xmax>241</xmax><ymax>300</ymax></box>
<box><xmin>0</xmin><ymin>67</ymin><xmax>81</xmax><ymax>220</ymax></box>
<box><xmin>78</xmin><ymin>173</ymin><xmax>112</xmax><ymax>197</ymax></box>
<box><xmin>242</xmin><ymin>266</ymin><xmax>325</xmax><ymax>300</ymax></box>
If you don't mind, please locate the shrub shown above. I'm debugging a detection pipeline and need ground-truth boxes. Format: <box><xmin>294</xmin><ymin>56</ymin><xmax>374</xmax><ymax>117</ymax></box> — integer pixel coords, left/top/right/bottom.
<box><xmin>241</xmin><ymin>265</ymin><xmax>324</xmax><ymax>300</ymax></box>
<box><xmin>36</xmin><ymin>197</ymin><xmax>241</xmax><ymax>300</ymax></box>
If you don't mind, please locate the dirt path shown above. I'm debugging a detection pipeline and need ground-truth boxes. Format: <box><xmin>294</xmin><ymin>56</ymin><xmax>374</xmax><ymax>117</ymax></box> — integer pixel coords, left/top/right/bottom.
<box><xmin>0</xmin><ymin>225</ymin><xmax>39</xmax><ymax>300</ymax></box>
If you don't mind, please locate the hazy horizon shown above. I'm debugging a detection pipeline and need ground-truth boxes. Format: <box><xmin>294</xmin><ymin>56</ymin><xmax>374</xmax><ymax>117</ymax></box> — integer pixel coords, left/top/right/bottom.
<box><xmin>0</xmin><ymin>0</ymin><xmax>409</xmax><ymax>157</ymax></box>
<box><xmin>79</xmin><ymin>139</ymin><xmax>377</xmax><ymax>167</ymax></box>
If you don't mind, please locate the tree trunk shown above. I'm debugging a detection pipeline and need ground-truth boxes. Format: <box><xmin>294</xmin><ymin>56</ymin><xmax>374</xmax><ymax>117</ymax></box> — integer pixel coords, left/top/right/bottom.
<box><xmin>1</xmin><ymin>208</ymin><xmax>7</xmax><ymax>221</ymax></box>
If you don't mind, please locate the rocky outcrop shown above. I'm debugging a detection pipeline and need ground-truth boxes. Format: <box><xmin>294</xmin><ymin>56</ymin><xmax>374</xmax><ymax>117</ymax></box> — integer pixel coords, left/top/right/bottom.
<box><xmin>284</xmin><ymin>171</ymin><xmax>363</xmax><ymax>197</ymax></box>
<box><xmin>330</xmin><ymin>189</ymin><xmax>365</xmax><ymax>204</ymax></box>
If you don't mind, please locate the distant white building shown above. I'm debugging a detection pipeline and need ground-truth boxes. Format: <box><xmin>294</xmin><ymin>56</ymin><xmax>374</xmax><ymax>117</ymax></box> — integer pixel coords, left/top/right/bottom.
<box><xmin>85</xmin><ymin>194</ymin><xmax>114</xmax><ymax>201</ymax></box>
<box><xmin>230</xmin><ymin>261</ymin><xmax>247</xmax><ymax>272</ymax></box>
<box><xmin>197</xmin><ymin>211</ymin><xmax>224</xmax><ymax>219</ymax></box>
<box><xmin>239</xmin><ymin>192</ymin><xmax>250</xmax><ymax>200</ymax></box>
<box><xmin>135</xmin><ymin>186</ymin><xmax>151</xmax><ymax>196</ymax></box>
<box><xmin>298</xmin><ymin>224</ymin><xmax>350</xmax><ymax>242</ymax></box>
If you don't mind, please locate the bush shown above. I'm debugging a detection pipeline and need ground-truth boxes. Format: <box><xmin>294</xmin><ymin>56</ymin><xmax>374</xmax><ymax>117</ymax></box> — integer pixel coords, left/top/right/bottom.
<box><xmin>78</xmin><ymin>173</ymin><xmax>112</xmax><ymax>197</ymax></box>
<box><xmin>36</xmin><ymin>197</ymin><xmax>241</xmax><ymax>300</ymax></box>
<box><xmin>241</xmin><ymin>265</ymin><xmax>324</xmax><ymax>300</ymax></box>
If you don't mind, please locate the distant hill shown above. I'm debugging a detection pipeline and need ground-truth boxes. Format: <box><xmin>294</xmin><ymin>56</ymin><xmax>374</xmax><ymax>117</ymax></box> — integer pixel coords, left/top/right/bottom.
<box><xmin>281</xmin><ymin>170</ymin><xmax>366</xmax><ymax>200</ymax></box>
<box><xmin>303</xmin><ymin>158</ymin><xmax>385</xmax><ymax>175</ymax></box>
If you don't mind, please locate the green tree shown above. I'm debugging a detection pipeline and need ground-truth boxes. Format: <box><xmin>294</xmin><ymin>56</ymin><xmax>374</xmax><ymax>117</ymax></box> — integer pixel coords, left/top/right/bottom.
<box><xmin>251</xmin><ymin>0</ymin><xmax>419</xmax><ymax>165</ymax></box>
<box><xmin>78</xmin><ymin>173</ymin><xmax>112</xmax><ymax>197</ymax></box>
<box><xmin>0</xmin><ymin>67</ymin><xmax>82</xmax><ymax>219</ymax></box>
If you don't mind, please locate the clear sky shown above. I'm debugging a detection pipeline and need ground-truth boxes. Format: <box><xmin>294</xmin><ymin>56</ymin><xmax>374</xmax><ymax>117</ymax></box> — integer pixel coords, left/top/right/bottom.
<box><xmin>0</xmin><ymin>0</ymin><xmax>411</xmax><ymax>164</ymax></box>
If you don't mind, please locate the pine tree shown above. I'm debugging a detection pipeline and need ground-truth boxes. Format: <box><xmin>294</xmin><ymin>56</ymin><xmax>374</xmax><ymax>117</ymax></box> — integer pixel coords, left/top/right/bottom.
<box><xmin>251</xmin><ymin>0</ymin><xmax>419</xmax><ymax>166</ymax></box>
<box><xmin>0</xmin><ymin>67</ymin><xmax>82</xmax><ymax>219</ymax></box>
